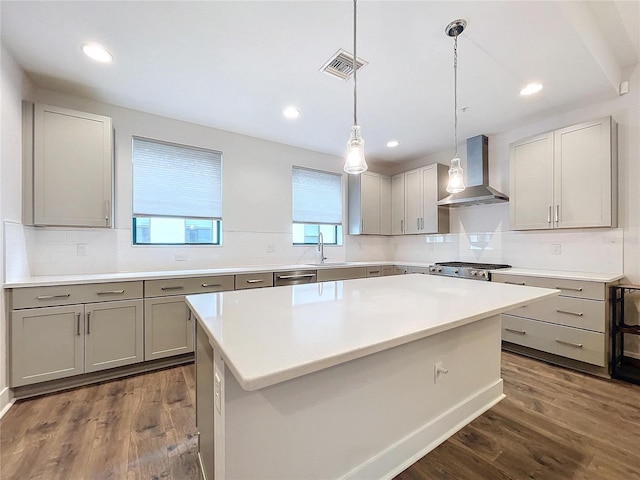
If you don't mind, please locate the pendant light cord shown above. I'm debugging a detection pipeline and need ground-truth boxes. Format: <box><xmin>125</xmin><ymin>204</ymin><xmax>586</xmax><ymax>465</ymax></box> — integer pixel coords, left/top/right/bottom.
<box><xmin>453</xmin><ymin>34</ymin><xmax>458</xmax><ymax>158</ymax></box>
<box><xmin>353</xmin><ymin>0</ymin><xmax>358</xmax><ymax>126</ymax></box>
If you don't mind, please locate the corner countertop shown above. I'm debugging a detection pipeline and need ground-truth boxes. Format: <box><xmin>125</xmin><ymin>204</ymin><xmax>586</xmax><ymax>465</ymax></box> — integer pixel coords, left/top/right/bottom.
<box><xmin>493</xmin><ymin>268</ymin><xmax>623</xmax><ymax>283</ymax></box>
<box><xmin>186</xmin><ymin>274</ymin><xmax>558</xmax><ymax>391</ymax></box>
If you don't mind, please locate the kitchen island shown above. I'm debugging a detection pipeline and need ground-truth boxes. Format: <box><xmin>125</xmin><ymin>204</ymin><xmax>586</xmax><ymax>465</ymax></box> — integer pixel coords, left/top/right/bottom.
<box><xmin>186</xmin><ymin>274</ymin><xmax>557</xmax><ymax>480</ymax></box>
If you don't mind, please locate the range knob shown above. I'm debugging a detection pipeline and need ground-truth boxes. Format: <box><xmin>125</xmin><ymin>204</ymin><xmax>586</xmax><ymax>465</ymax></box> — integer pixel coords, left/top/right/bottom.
<box><xmin>479</xmin><ymin>271</ymin><xmax>488</xmax><ymax>278</ymax></box>
<box><xmin>453</xmin><ymin>269</ymin><xmax>459</xmax><ymax>274</ymax></box>
<box><xmin>470</xmin><ymin>270</ymin><xmax>478</xmax><ymax>276</ymax></box>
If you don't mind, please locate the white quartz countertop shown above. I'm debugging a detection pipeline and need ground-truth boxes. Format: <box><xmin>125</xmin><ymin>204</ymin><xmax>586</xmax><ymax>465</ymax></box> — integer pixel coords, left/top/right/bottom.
<box><xmin>3</xmin><ymin>261</ymin><xmax>396</xmax><ymax>288</ymax></box>
<box><xmin>494</xmin><ymin>268</ymin><xmax>623</xmax><ymax>283</ymax></box>
<box><xmin>186</xmin><ymin>274</ymin><xmax>558</xmax><ymax>391</ymax></box>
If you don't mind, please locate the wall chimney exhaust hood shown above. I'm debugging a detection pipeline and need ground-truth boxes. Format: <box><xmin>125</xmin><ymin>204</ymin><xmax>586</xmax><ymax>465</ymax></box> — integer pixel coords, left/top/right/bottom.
<box><xmin>437</xmin><ymin>135</ymin><xmax>509</xmax><ymax>207</ymax></box>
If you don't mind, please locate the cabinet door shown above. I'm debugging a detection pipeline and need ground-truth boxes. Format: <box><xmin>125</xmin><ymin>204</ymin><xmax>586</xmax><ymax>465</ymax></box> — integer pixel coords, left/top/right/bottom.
<box><xmin>509</xmin><ymin>132</ymin><xmax>554</xmax><ymax>230</ymax></box>
<box><xmin>85</xmin><ymin>299</ymin><xmax>144</xmax><ymax>373</ymax></box>
<box><xmin>404</xmin><ymin>169</ymin><xmax>421</xmax><ymax>234</ymax></box>
<box><xmin>555</xmin><ymin>118</ymin><xmax>613</xmax><ymax>228</ymax></box>
<box><xmin>33</xmin><ymin>104</ymin><xmax>113</xmax><ymax>227</ymax></box>
<box><xmin>379</xmin><ymin>175</ymin><xmax>392</xmax><ymax>235</ymax></box>
<box><xmin>391</xmin><ymin>174</ymin><xmax>405</xmax><ymax>235</ymax></box>
<box><xmin>144</xmin><ymin>296</ymin><xmax>194</xmax><ymax>360</ymax></box>
<box><xmin>420</xmin><ymin>165</ymin><xmax>449</xmax><ymax>234</ymax></box>
<box><xmin>360</xmin><ymin>171</ymin><xmax>380</xmax><ymax>234</ymax></box>
<box><xmin>196</xmin><ymin>321</ymin><xmax>216</xmax><ymax>480</ymax></box>
<box><xmin>11</xmin><ymin>305</ymin><xmax>84</xmax><ymax>386</ymax></box>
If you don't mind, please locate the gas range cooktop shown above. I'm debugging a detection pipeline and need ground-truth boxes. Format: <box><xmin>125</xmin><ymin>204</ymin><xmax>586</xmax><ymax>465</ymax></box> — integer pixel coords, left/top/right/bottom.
<box><xmin>428</xmin><ymin>261</ymin><xmax>511</xmax><ymax>281</ymax></box>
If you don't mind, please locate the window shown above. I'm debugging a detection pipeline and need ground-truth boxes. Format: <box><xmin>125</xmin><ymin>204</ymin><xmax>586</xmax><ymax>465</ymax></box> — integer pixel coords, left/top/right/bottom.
<box><xmin>292</xmin><ymin>166</ymin><xmax>343</xmax><ymax>245</ymax></box>
<box><xmin>132</xmin><ymin>137</ymin><xmax>222</xmax><ymax>245</ymax></box>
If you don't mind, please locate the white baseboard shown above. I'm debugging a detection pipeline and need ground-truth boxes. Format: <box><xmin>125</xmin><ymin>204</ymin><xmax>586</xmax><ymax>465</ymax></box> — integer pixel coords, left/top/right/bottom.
<box><xmin>342</xmin><ymin>380</ymin><xmax>505</xmax><ymax>480</ymax></box>
<box><xmin>624</xmin><ymin>350</ymin><xmax>640</xmax><ymax>360</ymax></box>
<box><xmin>0</xmin><ymin>387</ymin><xmax>15</xmax><ymax>419</ymax></box>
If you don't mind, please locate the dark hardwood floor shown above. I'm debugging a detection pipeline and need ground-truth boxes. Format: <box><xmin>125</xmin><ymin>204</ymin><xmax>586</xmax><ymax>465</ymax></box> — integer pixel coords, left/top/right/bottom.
<box><xmin>1</xmin><ymin>351</ymin><xmax>639</xmax><ymax>479</ymax></box>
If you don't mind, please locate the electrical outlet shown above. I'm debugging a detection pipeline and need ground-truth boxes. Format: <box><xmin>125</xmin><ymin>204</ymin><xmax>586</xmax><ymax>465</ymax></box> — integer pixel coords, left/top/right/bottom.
<box><xmin>76</xmin><ymin>243</ymin><xmax>88</xmax><ymax>256</ymax></box>
<box><xmin>434</xmin><ymin>362</ymin><xmax>449</xmax><ymax>384</ymax></box>
<box><xmin>175</xmin><ymin>253</ymin><xmax>187</xmax><ymax>261</ymax></box>
<box><xmin>266</xmin><ymin>244</ymin><xmax>275</xmax><ymax>254</ymax></box>
<box><xmin>551</xmin><ymin>244</ymin><xmax>561</xmax><ymax>255</ymax></box>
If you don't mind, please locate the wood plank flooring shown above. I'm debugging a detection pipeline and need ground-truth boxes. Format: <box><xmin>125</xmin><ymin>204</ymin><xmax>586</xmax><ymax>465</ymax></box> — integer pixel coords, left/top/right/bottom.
<box><xmin>1</xmin><ymin>351</ymin><xmax>639</xmax><ymax>479</ymax></box>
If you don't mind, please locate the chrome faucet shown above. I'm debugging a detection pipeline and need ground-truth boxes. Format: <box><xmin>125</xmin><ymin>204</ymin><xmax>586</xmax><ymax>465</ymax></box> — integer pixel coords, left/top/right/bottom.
<box><xmin>318</xmin><ymin>232</ymin><xmax>327</xmax><ymax>264</ymax></box>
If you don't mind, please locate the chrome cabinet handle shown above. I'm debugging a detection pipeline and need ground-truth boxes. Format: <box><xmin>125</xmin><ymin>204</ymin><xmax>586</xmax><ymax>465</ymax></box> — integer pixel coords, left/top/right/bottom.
<box><xmin>421</xmin><ymin>217</ymin><xmax>424</xmax><ymax>230</ymax></box>
<box><xmin>86</xmin><ymin>312</ymin><xmax>91</xmax><ymax>335</ymax></box>
<box><xmin>369</xmin><ymin>270</ymin><xmax>380</xmax><ymax>274</ymax></box>
<box><xmin>277</xmin><ymin>274</ymin><xmax>316</xmax><ymax>280</ymax></box>
<box><xmin>505</xmin><ymin>328</ymin><xmax>526</xmax><ymax>335</ymax></box>
<box><xmin>76</xmin><ymin>313</ymin><xmax>81</xmax><ymax>336</ymax></box>
<box><xmin>555</xmin><ymin>338</ymin><xmax>583</xmax><ymax>348</ymax></box>
<box><xmin>556</xmin><ymin>309</ymin><xmax>583</xmax><ymax>317</ymax></box>
<box><xmin>555</xmin><ymin>205</ymin><xmax>559</xmax><ymax>223</ymax></box>
<box><xmin>105</xmin><ymin>200</ymin><xmax>110</xmax><ymax>225</ymax></box>
<box><xmin>400</xmin><ymin>220</ymin><xmax>404</xmax><ymax>233</ymax></box>
<box><xmin>555</xmin><ymin>286</ymin><xmax>582</xmax><ymax>292</ymax></box>
<box><xmin>505</xmin><ymin>281</ymin><xmax>525</xmax><ymax>286</ymax></box>
<box><xmin>37</xmin><ymin>294</ymin><xmax>71</xmax><ymax>300</ymax></box>
<box><xmin>246</xmin><ymin>279</ymin><xmax>264</xmax><ymax>284</ymax></box>
<box><xmin>96</xmin><ymin>289</ymin><xmax>124</xmax><ymax>295</ymax></box>
<box><xmin>161</xmin><ymin>286</ymin><xmax>184</xmax><ymax>291</ymax></box>
<box><xmin>417</xmin><ymin>218</ymin><xmax>420</xmax><ymax>230</ymax></box>
<box><xmin>548</xmin><ymin>206</ymin><xmax>552</xmax><ymax>224</ymax></box>
<box><xmin>201</xmin><ymin>283</ymin><xmax>222</xmax><ymax>288</ymax></box>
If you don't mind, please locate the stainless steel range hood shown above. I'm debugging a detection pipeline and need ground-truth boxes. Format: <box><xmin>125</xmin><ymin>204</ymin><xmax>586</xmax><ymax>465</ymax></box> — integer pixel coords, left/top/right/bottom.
<box><xmin>437</xmin><ymin>135</ymin><xmax>509</xmax><ymax>207</ymax></box>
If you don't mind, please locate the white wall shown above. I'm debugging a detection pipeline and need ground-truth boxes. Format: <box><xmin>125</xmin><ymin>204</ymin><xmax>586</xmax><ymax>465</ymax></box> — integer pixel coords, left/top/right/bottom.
<box><xmin>1</xmin><ymin>44</ymin><xmax>31</xmax><ymax>415</ymax></box>
<box><xmin>6</xmin><ymin>87</ymin><xmax>375</xmax><ymax>276</ymax></box>
<box><xmin>387</xmin><ymin>65</ymin><xmax>639</xmax><ymax>282</ymax></box>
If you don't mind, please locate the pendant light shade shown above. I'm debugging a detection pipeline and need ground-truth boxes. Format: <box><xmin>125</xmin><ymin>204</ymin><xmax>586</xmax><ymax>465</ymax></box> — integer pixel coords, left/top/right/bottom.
<box><xmin>445</xmin><ymin>19</ymin><xmax>466</xmax><ymax>194</ymax></box>
<box><xmin>344</xmin><ymin>0</ymin><xmax>368</xmax><ymax>174</ymax></box>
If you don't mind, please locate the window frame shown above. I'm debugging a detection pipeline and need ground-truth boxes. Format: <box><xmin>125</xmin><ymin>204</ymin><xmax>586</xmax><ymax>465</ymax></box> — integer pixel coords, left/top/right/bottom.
<box><xmin>131</xmin><ymin>136</ymin><xmax>223</xmax><ymax>246</ymax></box>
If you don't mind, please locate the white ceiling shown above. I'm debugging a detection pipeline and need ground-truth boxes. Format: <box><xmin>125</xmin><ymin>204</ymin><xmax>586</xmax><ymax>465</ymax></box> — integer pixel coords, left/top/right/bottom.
<box><xmin>2</xmin><ymin>1</ymin><xmax>639</xmax><ymax>167</ymax></box>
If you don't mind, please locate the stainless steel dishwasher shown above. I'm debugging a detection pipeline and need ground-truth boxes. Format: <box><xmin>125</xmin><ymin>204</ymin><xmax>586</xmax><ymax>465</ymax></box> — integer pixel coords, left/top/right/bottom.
<box><xmin>274</xmin><ymin>270</ymin><xmax>317</xmax><ymax>286</ymax></box>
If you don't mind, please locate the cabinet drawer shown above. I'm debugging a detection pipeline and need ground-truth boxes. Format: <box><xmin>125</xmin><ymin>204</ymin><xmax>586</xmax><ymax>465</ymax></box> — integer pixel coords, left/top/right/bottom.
<box><xmin>506</xmin><ymin>296</ymin><xmax>605</xmax><ymax>332</ymax></box>
<box><xmin>502</xmin><ymin>315</ymin><xmax>606</xmax><ymax>366</ymax></box>
<box><xmin>317</xmin><ymin>267</ymin><xmax>367</xmax><ymax>282</ymax></box>
<box><xmin>493</xmin><ymin>273</ymin><xmax>605</xmax><ymax>300</ymax></box>
<box><xmin>144</xmin><ymin>275</ymin><xmax>234</xmax><ymax>297</ymax></box>
<box><xmin>235</xmin><ymin>272</ymin><xmax>274</xmax><ymax>290</ymax></box>
<box><xmin>366</xmin><ymin>266</ymin><xmax>383</xmax><ymax>277</ymax></box>
<box><xmin>12</xmin><ymin>281</ymin><xmax>143</xmax><ymax>309</ymax></box>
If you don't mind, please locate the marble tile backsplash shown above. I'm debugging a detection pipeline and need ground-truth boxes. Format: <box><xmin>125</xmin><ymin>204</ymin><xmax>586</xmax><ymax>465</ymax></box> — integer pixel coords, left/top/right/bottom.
<box><xmin>4</xmin><ymin>222</ymin><xmax>624</xmax><ymax>280</ymax></box>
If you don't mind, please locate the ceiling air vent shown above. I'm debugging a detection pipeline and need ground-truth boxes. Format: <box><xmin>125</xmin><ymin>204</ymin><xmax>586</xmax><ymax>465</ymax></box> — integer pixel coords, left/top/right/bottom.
<box><xmin>320</xmin><ymin>49</ymin><xmax>368</xmax><ymax>80</ymax></box>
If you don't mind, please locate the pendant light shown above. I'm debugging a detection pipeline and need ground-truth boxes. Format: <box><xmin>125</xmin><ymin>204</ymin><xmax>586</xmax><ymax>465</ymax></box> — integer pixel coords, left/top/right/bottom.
<box><xmin>344</xmin><ymin>0</ymin><xmax>368</xmax><ymax>174</ymax></box>
<box><xmin>445</xmin><ymin>19</ymin><xmax>467</xmax><ymax>193</ymax></box>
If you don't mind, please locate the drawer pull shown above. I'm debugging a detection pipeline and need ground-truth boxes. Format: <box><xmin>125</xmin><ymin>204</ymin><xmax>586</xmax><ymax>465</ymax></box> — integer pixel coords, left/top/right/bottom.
<box><xmin>161</xmin><ymin>286</ymin><xmax>184</xmax><ymax>291</ymax></box>
<box><xmin>505</xmin><ymin>281</ymin><xmax>525</xmax><ymax>286</ymax></box>
<box><xmin>505</xmin><ymin>328</ymin><xmax>526</xmax><ymax>335</ymax></box>
<box><xmin>96</xmin><ymin>289</ymin><xmax>125</xmax><ymax>295</ymax></box>
<box><xmin>555</xmin><ymin>286</ymin><xmax>583</xmax><ymax>292</ymax></box>
<box><xmin>556</xmin><ymin>309</ymin><xmax>583</xmax><ymax>317</ymax></box>
<box><xmin>555</xmin><ymin>338</ymin><xmax>583</xmax><ymax>348</ymax></box>
<box><xmin>369</xmin><ymin>270</ymin><xmax>380</xmax><ymax>274</ymax></box>
<box><xmin>37</xmin><ymin>294</ymin><xmax>71</xmax><ymax>300</ymax></box>
<box><xmin>246</xmin><ymin>279</ymin><xmax>264</xmax><ymax>284</ymax></box>
<box><xmin>86</xmin><ymin>312</ymin><xmax>91</xmax><ymax>335</ymax></box>
<box><xmin>201</xmin><ymin>283</ymin><xmax>222</xmax><ymax>288</ymax></box>
<box><xmin>277</xmin><ymin>274</ymin><xmax>316</xmax><ymax>280</ymax></box>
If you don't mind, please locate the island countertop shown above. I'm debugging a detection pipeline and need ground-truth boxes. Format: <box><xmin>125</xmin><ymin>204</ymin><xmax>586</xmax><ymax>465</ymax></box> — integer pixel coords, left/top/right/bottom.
<box><xmin>186</xmin><ymin>274</ymin><xmax>558</xmax><ymax>391</ymax></box>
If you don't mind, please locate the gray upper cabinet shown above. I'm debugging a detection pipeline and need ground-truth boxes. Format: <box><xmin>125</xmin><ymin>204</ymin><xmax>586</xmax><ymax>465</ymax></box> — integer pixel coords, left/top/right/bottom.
<box><xmin>348</xmin><ymin>171</ymin><xmax>391</xmax><ymax>235</ymax></box>
<box><xmin>510</xmin><ymin>116</ymin><xmax>617</xmax><ymax>230</ymax></box>
<box><xmin>391</xmin><ymin>174</ymin><xmax>405</xmax><ymax>235</ymax></box>
<box><xmin>23</xmin><ymin>102</ymin><xmax>114</xmax><ymax>227</ymax></box>
<box><xmin>402</xmin><ymin>164</ymin><xmax>449</xmax><ymax>235</ymax></box>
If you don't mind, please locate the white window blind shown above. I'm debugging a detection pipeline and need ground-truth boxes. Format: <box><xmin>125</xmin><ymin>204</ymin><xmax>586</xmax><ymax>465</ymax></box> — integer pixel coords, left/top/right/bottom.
<box><xmin>292</xmin><ymin>166</ymin><xmax>342</xmax><ymax>224</ymax></box>
<box><xmin>133</xmin><ymin>137</ymin><xmax>222</xmax><ymax>219</ymax></box>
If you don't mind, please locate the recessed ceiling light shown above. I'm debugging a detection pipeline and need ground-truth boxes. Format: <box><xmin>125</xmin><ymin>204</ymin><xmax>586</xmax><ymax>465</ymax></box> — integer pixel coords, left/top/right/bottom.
<box><xmin>283</xmin><ymin>107</ymin><xmax>300</xmax><ymax>119</ymax></box>
<box><xmin>82</xmin><ymin>43</ymin><xmax>113</xmax><ymax>63</ymax></box>
<box><xmin>520</xmin><ymin>82</ymin><xmax>543</xmax><ymax>96</ymax></box>
<box><xmin>386</xmin><ymin>140</ymin><xmax>400</xmax><ymax>148</ymax></box>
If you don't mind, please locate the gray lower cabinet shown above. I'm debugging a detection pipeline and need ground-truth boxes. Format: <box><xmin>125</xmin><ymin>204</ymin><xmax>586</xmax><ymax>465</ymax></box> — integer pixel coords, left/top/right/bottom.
<box><xmin>143</xmin><ymin>275</ymin><xmax>235</xmax><ymax>361</ymax></box>
<box><xmin>317</xmin><ymin>267</ymin><xmax>367</xmax><ymax>282</ymax></box>
<box><xmin>196</xmin><ymin>321</ymin><xmax>215</xmax><ymax>480</ymax></box>
<box><xmin>144</xmin><ymin>296</ymin><xmax>193</xmax><ymax>361</ymax></box>
<box><xmin>11</xmin><ymin>299</ymin><xmax>143</xmax><ymax>387</ymax></box>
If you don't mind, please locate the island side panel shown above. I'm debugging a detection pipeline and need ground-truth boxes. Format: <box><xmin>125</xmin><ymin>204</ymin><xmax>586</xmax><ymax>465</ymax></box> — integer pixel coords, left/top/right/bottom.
<box><xmin>223</xmin><ymin>315</ymin><xmax>503</xmax><ymax>480</ymax></box>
